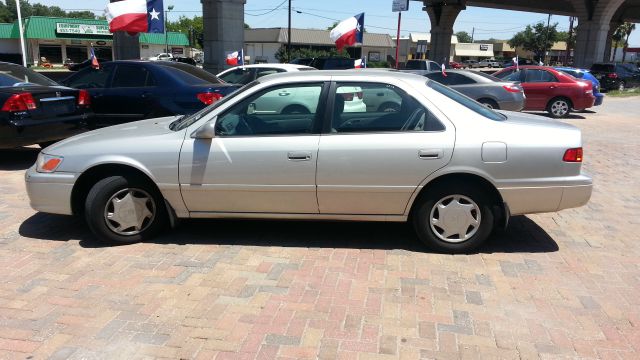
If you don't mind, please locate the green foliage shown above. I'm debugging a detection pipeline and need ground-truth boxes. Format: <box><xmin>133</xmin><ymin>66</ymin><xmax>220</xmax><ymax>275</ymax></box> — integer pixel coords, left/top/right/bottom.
<box><xmin>508</xmin><ymin>22</ymin><xmax>560</xmax><ymax>58</ymax></box>
<box><xmin>366</xmin><ymin>61</ymin><xmax>391</xmax><ymax>68</ymax></box>
<box><xmin>0</xmin><ymin>0</ymin><xmax>100</xmax><ymax>22</ymax></box>
<box><xmin>455</xmin><ymin>31</ymin><xmax>472</xmax><ymax>43</ymax></box>
<box><xmin>274</xmin><ymin>46</ymin><xmax>349</xmax><ymax>63</ymax></box>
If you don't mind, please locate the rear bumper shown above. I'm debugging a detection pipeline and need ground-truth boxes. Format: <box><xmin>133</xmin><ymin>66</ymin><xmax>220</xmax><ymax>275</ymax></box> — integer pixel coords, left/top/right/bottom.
<box><xmin>0</xmin><ymin>113</ymin><xmax>92</xmax><ymax>149</ymax></box>
<box><xmin>498</xmin><ymin>174</ymin><xmax>592</xmax><ymax>215</ymax></box>
<box><xmin>573</xmin><ymin>95</ymin><xmax>595</xmax><ymax>110</ymax></box>
<box><xmin>499</xmin><ymin>99</ymin><xmax>525</xmax><ymax>112</ymax></box>
<box><xmin>25</xmin><ymin>166</ymin><xmax>77</xmax><ymax>215</ymax></box>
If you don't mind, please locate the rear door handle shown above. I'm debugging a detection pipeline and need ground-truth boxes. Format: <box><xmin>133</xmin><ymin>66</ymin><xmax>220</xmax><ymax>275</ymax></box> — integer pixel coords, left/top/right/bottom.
<box><xmin>419</xmin><ymin>149</ymin><xmax>443</xmax><ymax>160</ymax></box>
<box><xmin>288</xmin><ymin>151</ymin><xmax>312</xmax><ymax>161</ymax></box>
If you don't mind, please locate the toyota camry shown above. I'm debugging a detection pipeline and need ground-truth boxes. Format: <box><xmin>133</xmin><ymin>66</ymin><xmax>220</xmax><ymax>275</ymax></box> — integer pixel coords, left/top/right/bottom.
<box><xmin>25</xmin><ymin>71</ymin><xmax>592</xmax><ymax>253</ymax></box>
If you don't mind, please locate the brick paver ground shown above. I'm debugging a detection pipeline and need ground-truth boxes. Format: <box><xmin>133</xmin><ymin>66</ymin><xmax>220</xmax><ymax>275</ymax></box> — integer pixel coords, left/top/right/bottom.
<box><xmin>1</xmin><ymin>97</ymin><xmax>639</xmax><ymax>359</ymax></box>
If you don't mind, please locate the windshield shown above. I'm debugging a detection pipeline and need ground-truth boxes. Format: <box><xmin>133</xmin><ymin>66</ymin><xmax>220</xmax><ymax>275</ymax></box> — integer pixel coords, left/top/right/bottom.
<box><xmin>0</xmin><ymin>63</ymin><xmax>58</xmax><ymax>87</ymax></box>
<box><xmin>426</xmin><ymin>80</ymin><xmax>506</xmax><ymax>121</ymax></box>
<box><xmin>170</xmin><ymin>81</ymin><xmax>258</xmax><ymax>131</ymax></box>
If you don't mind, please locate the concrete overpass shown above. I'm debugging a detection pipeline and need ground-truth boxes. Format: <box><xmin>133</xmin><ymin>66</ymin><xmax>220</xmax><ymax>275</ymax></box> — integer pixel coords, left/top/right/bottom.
<box><xmin>415</xmin><ymin>0</ymin><xmax>639</xmax><ymax>68</ymax></box>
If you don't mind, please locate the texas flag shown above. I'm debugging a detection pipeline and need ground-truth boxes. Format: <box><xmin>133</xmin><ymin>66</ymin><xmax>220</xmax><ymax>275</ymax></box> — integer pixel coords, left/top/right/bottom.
<box><xmin>90</xmin><ymin>46</ymin><xmax>100</xmax><ymax>69</ymax></box>
<box><xmin>226</xmin><ymin>49</ymin><xmax>244</xmax><ymax>66</ymax></box>
<box><xmin>354</xmin><ymin>58</ymin><xmax>365</xmax><ymax>68</ymax></box>
<box><xmin>106</xmin><ymin>0</ymin><xmax>165</xmax><ymax>34</ymax></box>
<box><xmin>330</xmin><ymin>13</ymin><xmax>364</xmax><ymax>51</ymax></box>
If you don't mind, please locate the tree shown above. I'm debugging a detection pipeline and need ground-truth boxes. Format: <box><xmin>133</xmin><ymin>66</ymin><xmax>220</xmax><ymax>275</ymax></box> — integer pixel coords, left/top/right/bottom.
<box><xmin>455</xmin><ymin>31</ymin><xmax>472</xmax><ymax>43</ymax></box>
<box><xmin>557</xmin><ymin>29</ymin><xmax>575</xmax><ymax>49</ymax></box>
<box><xmin>0</xmin><ymin>0</ymin><xmax>100</xmax><ymax>21</ymax></box>
<box><xmin>274</xmin><ymin>46</ymin><xmax>348</xmax><ymax>63</ymax></box>
<box><xmin>611</xmin><ymin>25</ymin><xmax>625</xmax><ymax>62</ymax></box>
<box><xmin>508</xmin><ymin>22</ymin><xmax>560</xmax><ymax>61</ymax></box>
<box><xmin>620</xmin><ymin>22</ymin><xmax>636</xmax><ymax>63</ymax></box>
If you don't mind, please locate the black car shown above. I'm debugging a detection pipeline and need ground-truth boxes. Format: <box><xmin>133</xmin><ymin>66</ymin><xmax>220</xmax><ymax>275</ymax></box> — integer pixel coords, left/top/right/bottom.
<box><xmin>0</xmin><ymin>62</ymin><xmax>92</xmax><ymax>149</ymax></box>
<box><xmin>308</xmin><ymin>57</ymin><xmax>355</xmax><ymax>70</ymax></box>
<box><xmin>171</xmin><ymin>57</ymin><xmax>197</xmax><ymax>66</ymax></box>
<box><xmin>60</xmin><ymin>60</ymin><xmax>241</xmax><ymax>127</ymax></box>
<box><xmin>589</xmin><ymin>63</ymin><xmax>640</xmax><ymax>91</ymax></box>
<box><xmin>67</xmin><ymin>58</ymin><xmax>110</xmax><ymax>71</ymax></box>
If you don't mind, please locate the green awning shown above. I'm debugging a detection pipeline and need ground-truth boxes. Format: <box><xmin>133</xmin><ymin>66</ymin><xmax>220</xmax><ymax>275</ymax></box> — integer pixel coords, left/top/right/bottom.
<box><xmin>0</xmin><ymin>16</ymin><xmax>189</xmax><ymax>46</ymax></box>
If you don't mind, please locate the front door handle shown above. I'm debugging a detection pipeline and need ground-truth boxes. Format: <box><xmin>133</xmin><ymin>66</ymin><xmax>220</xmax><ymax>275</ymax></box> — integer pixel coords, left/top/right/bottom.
<box><xmin>419</xmin><ymin>149</ymin><xmax>443</xmax><ymax>160</ymax></box>
<box><xmin>288</xmin><ymin>151</ymin><xmax>312</xmax><ymax>161</ymax></box>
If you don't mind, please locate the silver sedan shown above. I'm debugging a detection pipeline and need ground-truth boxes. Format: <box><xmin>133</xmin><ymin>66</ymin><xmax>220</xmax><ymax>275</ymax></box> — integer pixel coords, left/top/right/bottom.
<box><xmin>25</xmin><ymin>71</ymin><xmax>592</xmax><ymax>253</ymax></box>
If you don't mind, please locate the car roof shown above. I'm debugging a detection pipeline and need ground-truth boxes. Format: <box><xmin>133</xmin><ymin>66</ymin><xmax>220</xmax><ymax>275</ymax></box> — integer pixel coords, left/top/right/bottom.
<box><xmin>225</xmin><ymin>64</ymin><xmax>314</xmax><ymax>71</ymax></box>
<box><xmin>254</xmin><ymin>69</ymin><xmax>429</xmax><ymax>84</ymax></box>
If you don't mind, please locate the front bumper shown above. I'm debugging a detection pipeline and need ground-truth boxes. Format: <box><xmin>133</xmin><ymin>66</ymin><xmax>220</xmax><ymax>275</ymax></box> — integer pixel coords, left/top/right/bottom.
<box><xmin>25</xmin><ymin>165</ymin><xmax>77</xmax><ymax>215</ymax></box>
<box><xmin>498</xmin><ymin>174</ymin><xmax>593</xmax><ymax>215</ymax></box>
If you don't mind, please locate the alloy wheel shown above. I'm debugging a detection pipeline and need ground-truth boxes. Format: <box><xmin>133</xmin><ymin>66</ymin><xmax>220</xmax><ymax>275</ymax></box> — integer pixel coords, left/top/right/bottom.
<box><xmin>551</xmin><ymin>100</ymin><xmax>569</xmax><ymax>117</ymax></box>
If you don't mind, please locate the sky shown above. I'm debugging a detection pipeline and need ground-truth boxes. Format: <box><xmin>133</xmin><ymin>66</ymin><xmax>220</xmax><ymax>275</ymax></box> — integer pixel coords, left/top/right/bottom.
<box><xmin>39</xmin><ymin>0</ymin><xmax>639</xmax><ymax>46</ymax></box>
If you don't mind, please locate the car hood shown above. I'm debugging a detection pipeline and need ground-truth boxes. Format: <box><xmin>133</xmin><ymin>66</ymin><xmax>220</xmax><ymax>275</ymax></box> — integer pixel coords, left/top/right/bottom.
<box><xmin>45</xmin><ymin>116</ymin><xmax>181</xmax><ymax>153</ymax></box>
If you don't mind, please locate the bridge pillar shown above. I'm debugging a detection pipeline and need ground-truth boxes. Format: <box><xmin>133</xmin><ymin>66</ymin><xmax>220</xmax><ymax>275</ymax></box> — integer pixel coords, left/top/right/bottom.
<box><xmin>201</xmin><ymin>0</ymin><xmax>246</xmax><ymax>74</ymax></box>
<box><xmin>572</xmin><ymin>0</ymin><xmax>625</xmax><ymax>67</ymax></box>
<box><xmin>423</xmin><ymin>1</ymin><xmax>466</xmax><ymax>65</ymax></box>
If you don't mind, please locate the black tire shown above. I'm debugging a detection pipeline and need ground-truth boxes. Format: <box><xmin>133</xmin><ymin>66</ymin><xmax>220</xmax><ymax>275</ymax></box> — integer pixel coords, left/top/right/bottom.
<box><xmin>281</xmin><ymin>105</ymin><xmax>310</xmax><ymax>114</ymax></box>
<box><xmin>546</xmin><ymin>97</ymin><xmax>572</xmax><ymax>118</ymax></box>
<box><xmin>412</xmin><ymin>183</ymin><xmax>494</xmax><ymax>254</ymax></box>
<box><xmin>478</xmin><ymin>98</ymin><xmax>500</xmax><ymax>110</ymax></box>
<box><xmin>84</xmin><ymin>175</ymin><xmax>166</xmax><ymax>243</ymax></box>
<box><xmin>377</xmin><ymin>102</ymin><xmax>401</xmax><ymax>112</ymax></box>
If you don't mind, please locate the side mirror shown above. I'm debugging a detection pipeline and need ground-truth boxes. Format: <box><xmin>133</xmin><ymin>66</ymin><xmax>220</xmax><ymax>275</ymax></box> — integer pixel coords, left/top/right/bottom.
<box><xmin>191</xmin><ymin>119</ymin><xmax>217</xmax><ymax>139</ymax></box>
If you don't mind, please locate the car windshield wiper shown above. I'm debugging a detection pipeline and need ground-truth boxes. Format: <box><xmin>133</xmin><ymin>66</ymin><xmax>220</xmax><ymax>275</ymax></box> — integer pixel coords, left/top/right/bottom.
<box><xmin>169</xmin><ymin>115</ymin><xmax>186</xmax><ymax>131</ymax></box>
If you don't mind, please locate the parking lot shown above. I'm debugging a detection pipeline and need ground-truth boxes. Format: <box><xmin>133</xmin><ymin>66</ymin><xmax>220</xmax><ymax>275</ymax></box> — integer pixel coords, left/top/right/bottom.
<box><xmin>0</xmin><ymin>97</ymin><xmax>639</xmax><ymax>359</ymax></box>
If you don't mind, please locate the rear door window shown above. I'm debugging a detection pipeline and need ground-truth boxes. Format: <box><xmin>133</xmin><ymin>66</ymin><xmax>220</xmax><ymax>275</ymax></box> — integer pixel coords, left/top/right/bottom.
<box><xmin>64</xmin><ymin>66</ymin><xmax>113</xmax><ymax>89</ymax></box>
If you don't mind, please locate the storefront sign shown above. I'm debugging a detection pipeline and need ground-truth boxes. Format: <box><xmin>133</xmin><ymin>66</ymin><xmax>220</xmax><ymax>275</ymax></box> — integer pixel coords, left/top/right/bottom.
<box><xmin>171</xmin><ymin>47</ymin><xmax>184</xmax><ymax>55</ymax></box>
<box><xmin>480</xmin><ymin>44</ymin><xmax>489</xmax><ymax>51</ymax></box>
<box><xmin>392</xmin><ymin>0</ymin><xmax>409</xmax><ymax>12</ymax></box>
<box><xmin>56</xmin><ymin>23</ymin><xmax>111</xmax><ymax>36</ymax></box>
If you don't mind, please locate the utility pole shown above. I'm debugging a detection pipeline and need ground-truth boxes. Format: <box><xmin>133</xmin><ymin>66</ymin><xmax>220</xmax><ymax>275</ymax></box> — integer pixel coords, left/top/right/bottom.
<box><xmin>287</xmin><ymin>0</ymin><xmax>292</xmax><ymax>62</ymax></box>
<box><xmin>565</xmin><ymin>16</ymin><xmax>574</xmax><ymax>65</ymax></box>
<box><xmin>471</xmin><ymin>27</ymin><xmax>475</xmax><ymax>43</ymax></box>
<box><xmin>165</xmin><ymin>5</ymin><xmax>174</xmax><ymax>54</ymax></box>
<box><xmin>544</xmin><ymin>13</ymin><xmax>552</xmax><ymax>65</ymax></box>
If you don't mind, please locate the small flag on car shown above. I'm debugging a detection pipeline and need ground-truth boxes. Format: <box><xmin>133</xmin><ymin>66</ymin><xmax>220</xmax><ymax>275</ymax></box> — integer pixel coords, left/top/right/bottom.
<box><xmin>441</xmin><ymin>63</ymin><xmax>447</xmax><ymax>77</ymax></box>
<box><xmin>90</xmin><ymin>45</ymin><xmax>100</xmax><ymax>69</ymax></box>
<box><xmin>512</xmin><ymin>55</ymin><xmax>519</xmax><ymax>71</ymax></box>
<box><xmin>225</xmin><ymin>49</ymin><xmax>244</xmax><ymax>66</ymax></box>
<box><xmin>354</xmin><ymin>58</ymin><xmax>366</xmax><ymax>68</ymax></box>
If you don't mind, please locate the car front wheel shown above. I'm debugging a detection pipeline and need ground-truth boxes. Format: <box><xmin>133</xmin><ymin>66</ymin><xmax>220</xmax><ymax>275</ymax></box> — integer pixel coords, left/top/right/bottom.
<box><xmin>85</xmin><ymin>175</ymin><xmax>166</xmax><ymax>243</ymax></box>
<box><xmin>413</xmin><ymin>184</ymin><xmax>494</xmax><ymax>253</ymax></box>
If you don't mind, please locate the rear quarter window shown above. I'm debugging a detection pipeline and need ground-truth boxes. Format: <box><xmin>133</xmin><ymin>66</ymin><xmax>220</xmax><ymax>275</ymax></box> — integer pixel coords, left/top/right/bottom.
<box><xmin>161</xmin><ymin>63</ymin><xmax>222</xmax><ymax>84</ymax></box>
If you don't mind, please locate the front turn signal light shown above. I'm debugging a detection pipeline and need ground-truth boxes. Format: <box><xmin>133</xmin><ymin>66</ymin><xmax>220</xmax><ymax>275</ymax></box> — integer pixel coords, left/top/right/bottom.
<box><xmin>36</xmin><ymin>153</ymin><xmax>64</xmax><ymax>173</ymax></box>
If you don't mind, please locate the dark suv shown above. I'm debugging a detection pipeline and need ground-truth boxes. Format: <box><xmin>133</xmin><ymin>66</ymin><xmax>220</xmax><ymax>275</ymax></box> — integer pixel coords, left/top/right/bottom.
<box><xmin>308</xmin><ymin>57</ymin><xmax>355</xmax><ymax>70</ymax></box>
<box><xmin>589</xmin><ymin>63</ymin><xmax>640</xmax><ymax>91</ymax></box>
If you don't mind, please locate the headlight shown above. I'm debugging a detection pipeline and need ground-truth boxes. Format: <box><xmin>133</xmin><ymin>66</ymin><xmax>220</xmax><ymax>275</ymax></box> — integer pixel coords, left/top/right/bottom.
<box><xmin>36</xmin><ymin>153</ymin><xmax>64</xmax><ymax>173</ymax></box>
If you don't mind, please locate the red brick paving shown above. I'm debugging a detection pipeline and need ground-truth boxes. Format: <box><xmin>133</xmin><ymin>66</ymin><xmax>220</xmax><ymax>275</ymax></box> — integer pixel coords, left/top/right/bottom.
<box><xmin>0</xmin><ymin>98</ymin><xmax>639</xmax><ymax>359</ymax></box>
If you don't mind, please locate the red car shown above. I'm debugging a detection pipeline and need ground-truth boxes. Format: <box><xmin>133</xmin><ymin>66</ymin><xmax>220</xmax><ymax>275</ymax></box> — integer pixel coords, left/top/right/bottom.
<box><xmin>449</xmin><ymin>61</ymin><xmax>462</xmax><ymax>69</ymax></box>
<box><xmin>493</xmin><ymin>66</ymin><xmax>595</xmax><ymax>118</ymax></box>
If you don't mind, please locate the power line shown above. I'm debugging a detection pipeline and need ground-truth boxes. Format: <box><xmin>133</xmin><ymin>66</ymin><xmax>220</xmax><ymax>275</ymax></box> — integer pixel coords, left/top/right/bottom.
<box><xmin>245</xmin><ymin>0</ymin><xmax>288</xmax><ymax>17</ymax></box>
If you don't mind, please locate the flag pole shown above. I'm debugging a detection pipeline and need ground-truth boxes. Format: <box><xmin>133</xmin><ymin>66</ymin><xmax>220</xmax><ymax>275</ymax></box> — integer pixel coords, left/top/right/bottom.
<box><xmin>16</xmin><ymin>0</ymin><xmax>27</xmax><ymax>67</ymax></box>
<box><xmin>395</xmin><ymin>12</ymin><xmax>401</xmax><ymax>70</ymax></box>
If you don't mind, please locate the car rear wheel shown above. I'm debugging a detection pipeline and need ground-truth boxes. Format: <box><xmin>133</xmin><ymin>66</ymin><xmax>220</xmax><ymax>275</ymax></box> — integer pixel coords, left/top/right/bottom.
<box><xmin>282</xmin><ymin>105</ymin><xmax>310</xmax><ymax>114</ymax></box>
<box><xmin>478</xmin><ymin>98</ymin><xmax>499</xmax><ymax>110</ymax></box>
<box><xmin>546</xmin><ymin>97</ymin><xmax>571</xmax><ymax>118</ymax></box>
<box><xmin>412</xmin><ymin>184</ymin><xmax>494</xmax><ymax>253</ymax></box>
<box><xmin>84</xmin><ymin>175</ymin><xmax>166</xmax><ymax>243</ymax></box>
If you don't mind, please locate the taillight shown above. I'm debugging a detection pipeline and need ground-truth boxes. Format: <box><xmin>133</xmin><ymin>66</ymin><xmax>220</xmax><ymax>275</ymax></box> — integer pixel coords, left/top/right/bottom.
<box><xmin>197</xmin><ymin>92</ymin><xmax>224</xmax><ymax>105</ymax></box>
<box><xmin>502</xmin><ymin>85</ymin><xmax>522</xmax><ymax>93</ymax></box>
<box><xmin>607</xmin><ymin>73</ymin><xmax>618</xmax><ymax>79</ymax></box>
<box><xmin>563</xmin><ymin>148</ymin><xmax>583</xmax><ymax>162</ymax></box>
<box><xmin>77</xmin><ymin>90</ymin><xmax>91</xmax><ymax>106</ymax></box>
<box><xmin>1</xmin><ymin>93</ymin><xmax>37</xmax><ymax>112</ymax></box>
